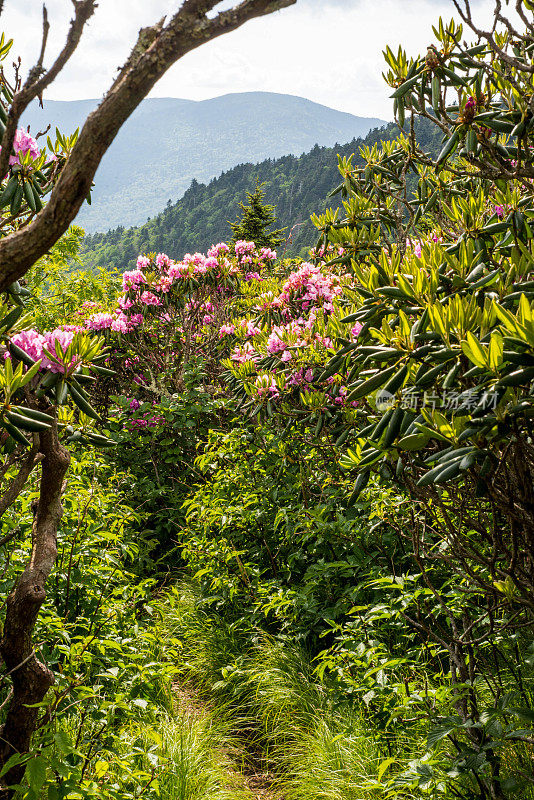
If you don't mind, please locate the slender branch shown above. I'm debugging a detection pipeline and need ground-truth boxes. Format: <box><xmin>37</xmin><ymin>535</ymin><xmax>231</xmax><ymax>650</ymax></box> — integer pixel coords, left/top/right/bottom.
<box><xmin>0</xmin><ymin>444</ymin><xmax>43</xmax><ymax>520</ymax></box>
<box><xmin>37</xmin><ymin>5</ymin><xmax>50</xmax><ymax>75</ymax></box>
<box><xmin>451</xmin><ymin>0</ymin><xmax>534</xmax><ymax>73</ymax></box>
<box><xmin>0</xmin><ymin>1</ymin><xmax>97</xmax><ymax>181</ymax></box>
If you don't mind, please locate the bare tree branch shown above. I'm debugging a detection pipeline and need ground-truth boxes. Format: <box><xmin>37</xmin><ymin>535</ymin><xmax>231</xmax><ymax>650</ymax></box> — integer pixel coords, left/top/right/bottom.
<box><xmin>0</xmin><ymin>0</ymin><xmax>97</xmax><ymax>180</ymax></box>
<box><xmin>0</xmin><ymin>0</ymin><xmax>296</xmax><ymax>291</ymax></box>
<box><xmin>37</xmin><ymin>5</ymin><xmax>50</xmax><ymax>77</ymax></box>
<box><xmin>451</xmin><ymin>0</ymin><xmax>534</xmax><ymax>73</ymax></box>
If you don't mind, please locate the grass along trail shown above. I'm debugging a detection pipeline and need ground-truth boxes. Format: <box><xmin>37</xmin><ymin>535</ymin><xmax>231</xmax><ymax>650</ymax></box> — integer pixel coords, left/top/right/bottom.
<box><xmin>171</xmin><ymin>680</ymin><xmax>284</xmax><ymax>800</ymax></box>
<box><xmin>158</xmin><ymin>586</ymin><xmax>382</xmax><ymax>800</ymax></box>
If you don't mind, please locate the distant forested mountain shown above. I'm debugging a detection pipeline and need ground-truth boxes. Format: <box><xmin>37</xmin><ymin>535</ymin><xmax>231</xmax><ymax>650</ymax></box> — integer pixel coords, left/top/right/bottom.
<box><xmin>82</xmin><ymin>119</ymin><xmax>440</xmax><ymax>270</ymax></box>
<box><xmin>23</xmin><ymin>92</ymin><xmax>385</xmax><ymax>232</ymax></box>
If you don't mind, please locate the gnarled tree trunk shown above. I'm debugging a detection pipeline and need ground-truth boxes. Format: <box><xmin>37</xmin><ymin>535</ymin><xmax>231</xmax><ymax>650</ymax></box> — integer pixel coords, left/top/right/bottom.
<box><xmin>0</xmin><ymin>422</ymin><xmax>69</xmax><ymax>795</ymax></box>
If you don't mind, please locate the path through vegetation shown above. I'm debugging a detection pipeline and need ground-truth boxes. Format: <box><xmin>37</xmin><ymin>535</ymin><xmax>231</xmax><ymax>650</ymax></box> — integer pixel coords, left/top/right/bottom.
<box><xmin>172</xmin><ymin>680</ymin><xmax>284</xmax><ymax>800</ymax></box>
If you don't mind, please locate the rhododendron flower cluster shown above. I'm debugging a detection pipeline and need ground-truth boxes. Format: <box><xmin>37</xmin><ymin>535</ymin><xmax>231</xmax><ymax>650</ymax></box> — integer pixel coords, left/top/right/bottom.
<box><xmin>259</xmin><ymin>247</ymin><xmax>277</xmax><ymax>261</ymax></box>
<box><xmin>86</xmin><ymin>311</ymin><xmax>143</xmax><ymax>334</ymax></box>
<box><xmin>254</xmin><ymin>375</ymin><xmax>280</xmax><ymax>400</ymax></box>
<box><xmin>406</xmin><ymin>239</ymin><xmax>423</xmax><ymax>259</ymax></box>
<box><xmin>122</xmin><ymin>269</ymin><xmax>146</xmax><ymax>292</ymax></box>
<box><xmin>278</xmin><ymin>262</ymin><xmax>343</xmax><ymax>314</ymax></box>
<box><xmin>207</xmin><ymin>243</ymin><xmax>230</xmax><ymax>258</ymax></box>
<box><xmin>234</xmin><ymin>240</ymin><xmax>256</xmax><ymax>256</ymax></box>
<box><xmin>86</xmin><ymin>312</ymin><xmax>115</xmax><ymax>331</ymax></box>
<box><xmin>10</xmin><ymin>328</ymin><xmax>82</xmax><ymax>373</ymax></box>
<box><xmin>231</xmin><ymin>342</ymin><xmax>256</xmax><ymax>363</ymax></box>
<box><xmin>139</xmin><ymin>291</ymin><xmax>161</xmax><ymax>307</ymax></box>
<box><xmin>233</xmin><ymin>241</ymin><xmax>276</xmax><ymax>273</ymax></box>
<box><xmin>127</xmin><ymin>414</ymin><xmax>164</xmax><ymax>430</ymax></box>
<box><xmin>2</xmin><ymin>129</ymin><xmax>40</xmax><ymax>167</ymax></box>
<box><xmin>219</xmin><ymin>323</ymin><xmax>236</xmax><ymax>337</ymax></box>
<box><xmin>217</xmin><ymin>253</ymin><xmax>363</xmax><ymax>412</ymax></box>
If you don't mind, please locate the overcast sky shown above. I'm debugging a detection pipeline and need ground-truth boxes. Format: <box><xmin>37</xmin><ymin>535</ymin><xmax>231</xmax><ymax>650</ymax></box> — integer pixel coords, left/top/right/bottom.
<box><xmin>1</xmin><ymin>0</ymin><xmax>493</xmax><ymax>120</ymax></box>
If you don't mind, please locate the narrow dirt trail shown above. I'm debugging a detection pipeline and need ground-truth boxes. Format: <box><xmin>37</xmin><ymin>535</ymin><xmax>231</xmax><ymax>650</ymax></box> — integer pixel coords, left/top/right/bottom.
<box><xmin>172</xmin><ymin>681</ymin><xmax>284</xmax><ymax>800</ymax></box>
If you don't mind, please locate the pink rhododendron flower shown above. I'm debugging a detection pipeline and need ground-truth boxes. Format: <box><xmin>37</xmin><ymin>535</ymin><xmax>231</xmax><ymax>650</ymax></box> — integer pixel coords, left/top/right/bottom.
<box><xmin>245</xmin><ymin>321</ymin><xmax>261</xmax><ymax>337</ymax></box>
<box><xmin>279</xmin><ymin>262</ymin><xmax>342</xmax><ymax>315</ymax></box>
<box><xmin>231</xmin><ymin>342</ymin><xmax>256</xmax><ymax>363</ymax></box>
<box><xmin>155</xmin><ymin>253</ymin><xmax>172</xmax><ymax>270</ymax></box>
<box><xmin>406</xmin><ymin>239</ymin><xmax>422</xmax><ymax>258</ymax></box>
<box><xmin>154</xmin><ymin>276</ymin><xmax>172</xmax><ymax>293</ymax></box>
<box><xmin>235</xmin><ymin>240</ymin><xmax>256</xmax><ymax>256</ymax></box>
<box><xmin>207</xmin><ymin>242</ymin><xmax>230</xmax><ymax>257</ymax></box>
<box><xmin>10</xmin><ymin>328</ymin><xmax>80</xmax><ymax>374</ymax></box>
<box><xmin>87</xmin><ymin>312</ymin><xmax>115</xmax><ymax>331</ymax></box>
<box><xmin>122</xmin><ymin>270</ymin><xmax>146</xmax><ymax>292</ymax></box>
<box><xmin>5</xmin><ymin>129</ymin><xmax>40</xmax><ymax>167</ymax></box>
<box><xmin>10</xmin><ymin>329</ymin><xmax>45</xmax><ymax>363</ymax></box>
<box><xmin>259</xmin><ymin>247</ymin><xmax>277</xmax><ymax>261</ymax></box>
<box><xmin>334</xmin><ymin>386</ymin><xmax>348</xmax><ymax>405</ymax></box>
<box><xmin>118</xmin><ymin>294</ymin><xmax>134</xmax><ymax>310</ymax></box>
<box><xmin>255</xmin><ymin>375</ymin><xmax>280</xmax><ymax>400</ymax></box>
<box><xmin>266</xmin><ymin>327</ymin><xmax>288</xmax><ymax>355</ymax></box>
<box><xmin>140</xmin><ymin>291</ymin><xmax>162</xmax><ymax>306</ymax></box>
<box><xmin>111</xmin><ymin>313</ymin><xmax>131</xmax><ymax>333</ymax></box>
<box><xmin>219</xmin><ymin>324</ymin><xmax>236</xmax><ymax>337</ymax></box>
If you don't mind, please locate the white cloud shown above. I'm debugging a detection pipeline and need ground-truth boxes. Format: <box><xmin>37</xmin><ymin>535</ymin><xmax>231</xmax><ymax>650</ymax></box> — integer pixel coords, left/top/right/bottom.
<box><xmin>2</xmin><ymin>0</ymin><xmax>495</xmax><ymax>118</ymax></box>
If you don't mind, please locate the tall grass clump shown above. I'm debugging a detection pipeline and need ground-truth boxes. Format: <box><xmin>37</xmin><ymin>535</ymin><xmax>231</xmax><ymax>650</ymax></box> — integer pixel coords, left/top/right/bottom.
<box><xmin>157</xmin><ymin>711</ymin><xmax>252</xmax><ymax>800</ymax></box>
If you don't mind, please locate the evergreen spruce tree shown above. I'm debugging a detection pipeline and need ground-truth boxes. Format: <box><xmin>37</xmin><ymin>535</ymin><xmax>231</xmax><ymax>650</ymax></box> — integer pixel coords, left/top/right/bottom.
<box><xmin>230</xmin><ymin>181</ymin><xmax>286</xmax><ymax>248</ymax></box>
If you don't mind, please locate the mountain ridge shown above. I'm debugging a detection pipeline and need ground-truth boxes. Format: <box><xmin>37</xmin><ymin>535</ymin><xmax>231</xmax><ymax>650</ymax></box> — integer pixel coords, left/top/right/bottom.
<box><xmin>22</xmin><ymin>92</ymin><xmax>386</xmax><ymax>232</ymax></box>
<box><xmin>80</xmin><ymin>117</ymin><xmax>441</xmax><ymax>270</ymax></box>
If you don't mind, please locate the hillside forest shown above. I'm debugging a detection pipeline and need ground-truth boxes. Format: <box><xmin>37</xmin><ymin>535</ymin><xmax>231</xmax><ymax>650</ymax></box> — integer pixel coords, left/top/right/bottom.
<box><xmin>81</xmin><ymin>118</ymin><xmax>443</xmax><ymax>268</ymax></box>
<box><xmin>0</xmin><ymin>2</ymin><xmax>534</xmax><ymax>800</ymax></box>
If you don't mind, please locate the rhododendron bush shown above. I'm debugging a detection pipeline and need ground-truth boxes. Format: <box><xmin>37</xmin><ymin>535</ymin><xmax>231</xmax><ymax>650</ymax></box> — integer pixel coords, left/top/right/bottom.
<box><xmin>52</xmin><ymin>241</ymin><xmax>366</xmax><ymax>433</ymax></box>
<box><xmin>220</xmin><ymin>259</ymin><xmax>364</xmax><ymax>417</ymax></box>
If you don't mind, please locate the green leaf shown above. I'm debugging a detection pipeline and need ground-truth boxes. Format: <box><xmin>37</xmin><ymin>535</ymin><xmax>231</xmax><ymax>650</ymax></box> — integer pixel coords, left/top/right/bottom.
<box><xmin>461</xmin><ymin>332</ymin><xmax>487</xmax><ymax>368</ymax></box>
<box><xmin>67</xmin><ymin>383</ymin><xmax>101</xmax><ymax>421</ymax></box>
<box><xmin>397</xmin><ymin>432</ymin><xmax>430</xmax><ymax>450</ymax></box>
<box><xmin>19</xmin><ymin>359</ymin><xmax>43</xmax><ymax>386</ymax></box>
<box><xmin>378</xmin><ymin>756</ymin><xmax>395</xmax><ymax>781</ymax></box>
<box><xmin>26</xmin><ymin>756</ymin><xmax>46</xmax><ymax>791</ymax></box>
<box><xmin>390</xmin><ymin>75</ymin><xmax>421</xmax><ymax>99</ymax></box>
<box><xmin>436</xmin><ymin>129</ymin><xmax>460</xmax><ymax>165</ymax></box>
<box><xmin>346</xmin><ymin>364</ymin><xmax>399</xmax><ymax>401</ymax></box>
